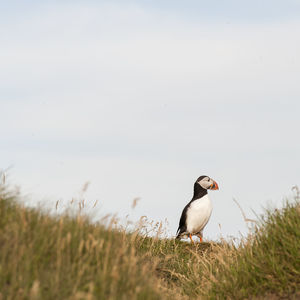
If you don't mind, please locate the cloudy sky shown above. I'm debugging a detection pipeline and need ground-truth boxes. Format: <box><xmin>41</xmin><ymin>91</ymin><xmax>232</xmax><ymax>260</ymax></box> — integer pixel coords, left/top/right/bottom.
<box><xmin>1</xmin><ymin>0</ymin><xmax>300</xmax><ymax>239</ymax></box>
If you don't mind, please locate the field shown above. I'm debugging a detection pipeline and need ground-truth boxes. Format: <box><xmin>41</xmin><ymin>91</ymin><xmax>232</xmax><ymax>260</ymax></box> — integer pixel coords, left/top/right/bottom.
<box><xmin>0</xmin><ymin>181</ymin><xmax>299</xmax><ymax>299</ymax></box>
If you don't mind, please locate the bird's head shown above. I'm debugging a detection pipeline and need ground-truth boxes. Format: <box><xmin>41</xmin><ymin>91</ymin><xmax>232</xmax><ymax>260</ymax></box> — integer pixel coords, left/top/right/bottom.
<box><xmin>196</xmin><ymin>175</ymin><xmax>219</xmax><ymax>190</ymax></box>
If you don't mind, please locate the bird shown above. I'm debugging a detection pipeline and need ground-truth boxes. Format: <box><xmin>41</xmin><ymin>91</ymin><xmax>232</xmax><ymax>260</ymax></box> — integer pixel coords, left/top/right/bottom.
<box><xmin>176</xmin><ymin>175</ymin><xmax>219</xmax><ymax>243</ymax></box>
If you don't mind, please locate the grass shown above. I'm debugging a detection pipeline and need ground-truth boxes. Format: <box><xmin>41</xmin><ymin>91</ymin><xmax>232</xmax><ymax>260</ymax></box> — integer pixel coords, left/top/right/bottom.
<box><xmin>0</xmin><ymin>180</ymin><xmax>299</xmax><ymax>299</ymax></box>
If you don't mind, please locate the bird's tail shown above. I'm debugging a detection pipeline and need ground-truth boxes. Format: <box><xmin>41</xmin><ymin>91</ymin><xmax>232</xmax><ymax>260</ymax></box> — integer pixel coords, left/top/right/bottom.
<box><xmin>175</xmin><ymin>228</ymin><xmax>182</xmax><ymax>240</ymax></box>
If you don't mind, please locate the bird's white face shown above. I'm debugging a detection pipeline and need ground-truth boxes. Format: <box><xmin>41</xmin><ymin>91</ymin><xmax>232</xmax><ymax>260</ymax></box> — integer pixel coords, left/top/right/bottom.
<box><xmin>198</xmin><ymin>176</ymin><xmax>219</xmax><ymax>190</ymax></box>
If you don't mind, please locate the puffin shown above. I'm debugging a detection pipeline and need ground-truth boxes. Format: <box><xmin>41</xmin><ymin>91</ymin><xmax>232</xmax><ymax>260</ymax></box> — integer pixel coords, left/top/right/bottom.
<box><xmin>176</xmin><ymin>175</ymin><xmax>219</xmax><ymax>243</ymax></box>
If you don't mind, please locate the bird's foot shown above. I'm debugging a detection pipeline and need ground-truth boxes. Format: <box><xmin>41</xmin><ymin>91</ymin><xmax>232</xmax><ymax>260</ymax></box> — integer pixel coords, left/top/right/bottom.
<box><xmin>189</xmin><ymin>234</ymin><xmax>194</xmax><ymax>244</ymax></box>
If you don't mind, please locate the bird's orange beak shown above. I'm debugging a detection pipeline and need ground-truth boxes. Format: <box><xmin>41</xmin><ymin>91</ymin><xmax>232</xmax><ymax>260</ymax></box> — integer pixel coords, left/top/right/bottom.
<box><xmin>209</xmin><ymin>180</ymin><xmax>219</xmax><ymax>190</ymax></box>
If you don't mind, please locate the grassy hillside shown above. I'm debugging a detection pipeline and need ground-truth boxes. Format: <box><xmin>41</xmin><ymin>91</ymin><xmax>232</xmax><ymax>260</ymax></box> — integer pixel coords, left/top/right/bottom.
<box><xmin>0</xmin><ymin>182</ymin><xmax>299</xmax><ymax>299</ymax></box>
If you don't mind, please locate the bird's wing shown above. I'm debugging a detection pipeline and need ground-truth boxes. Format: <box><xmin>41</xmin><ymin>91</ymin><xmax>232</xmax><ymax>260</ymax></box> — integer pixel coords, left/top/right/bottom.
<box><xmin>176</xmin><ymin>204</ymin><xmax>189</xmax><ymax>237</ymax></box>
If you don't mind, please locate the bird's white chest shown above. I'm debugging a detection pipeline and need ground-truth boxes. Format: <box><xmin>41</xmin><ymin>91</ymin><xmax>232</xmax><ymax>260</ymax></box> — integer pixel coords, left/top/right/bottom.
<box><xmin>186</xmin><ymin>195</ymin><xmax>213</xmax><ymax>234</ymax></box>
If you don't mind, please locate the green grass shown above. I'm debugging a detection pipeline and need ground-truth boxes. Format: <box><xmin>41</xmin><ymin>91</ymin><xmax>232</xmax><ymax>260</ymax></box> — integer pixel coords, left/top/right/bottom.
<box><xmin>0</xmin><ymin>181</ymin><xmax>299</xmax><ymax>299</ymax></box>
<box><xmin>206</xmin><ymin>200</ymin><xmax>300</xmax><ymax>299</ymax></box>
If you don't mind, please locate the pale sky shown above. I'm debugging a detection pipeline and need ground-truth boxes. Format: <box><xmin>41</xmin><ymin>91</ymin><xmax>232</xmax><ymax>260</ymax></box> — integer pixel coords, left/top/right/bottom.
<box><xmin>1</xmin><ymin>1</ymin><xmax>300</xmax><ymax>239</ymax></box>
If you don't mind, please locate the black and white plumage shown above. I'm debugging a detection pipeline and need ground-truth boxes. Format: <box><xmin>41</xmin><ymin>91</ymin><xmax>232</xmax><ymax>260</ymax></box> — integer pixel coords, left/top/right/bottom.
<box><xmin>176</xmin><ymin>175</ymin><xmax>219</xmax><ymax>243</ymax></box>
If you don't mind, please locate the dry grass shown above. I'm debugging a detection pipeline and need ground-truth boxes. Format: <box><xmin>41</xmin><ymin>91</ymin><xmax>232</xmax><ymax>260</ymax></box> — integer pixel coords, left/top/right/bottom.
<box><xmin>0</xmin><ymin>179</ymin><xmax>299</xmax><ymax>299</ymax></box>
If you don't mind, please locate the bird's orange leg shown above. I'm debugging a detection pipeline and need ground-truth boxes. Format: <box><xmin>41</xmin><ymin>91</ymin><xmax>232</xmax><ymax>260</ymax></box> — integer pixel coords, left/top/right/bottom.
<box><xmin>196</xmin><ymin>234</ymin><xmax>203</xmax><ymax>243</ymax></box>
<box><xmin>189</xmin><ymin>234</ymin><xmax>194</xmax><ymax>244</ymax></box>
